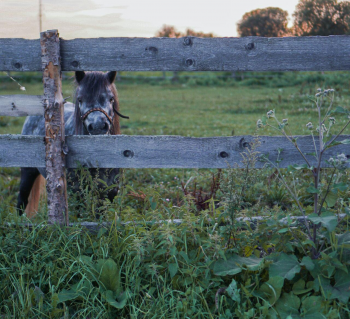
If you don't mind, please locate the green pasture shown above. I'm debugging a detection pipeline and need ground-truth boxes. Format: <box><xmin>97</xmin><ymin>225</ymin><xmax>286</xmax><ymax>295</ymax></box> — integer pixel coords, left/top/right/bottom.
<box><xmin>2</xmin><ymin>71</ymin><xmax>350</xmax><ymax>136</ymax></box>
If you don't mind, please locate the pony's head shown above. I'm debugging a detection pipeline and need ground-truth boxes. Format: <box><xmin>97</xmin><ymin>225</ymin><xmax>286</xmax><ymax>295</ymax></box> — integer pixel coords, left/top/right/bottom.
<box><xmin>74</xmin><ymin>71</ymin><xmax>125</xmax><ymax>135</ymax></box>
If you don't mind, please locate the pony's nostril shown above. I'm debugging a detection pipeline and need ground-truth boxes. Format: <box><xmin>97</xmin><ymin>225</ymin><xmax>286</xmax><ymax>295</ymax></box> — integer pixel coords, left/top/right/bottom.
<box><xmin>88</xmin><ymin>124</ymin><xmax>93</xmax><ymax>132</ymax></box>
<box><xmin>103</xmin><ymin>122</ymin><xmax>108</xmax><ymax>131</ymax></box>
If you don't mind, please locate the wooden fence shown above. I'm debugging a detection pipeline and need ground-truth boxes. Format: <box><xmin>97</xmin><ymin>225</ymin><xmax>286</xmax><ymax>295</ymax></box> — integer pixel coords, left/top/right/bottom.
<box><xmin>1</xmin><ymin>30</ymin><xmax>350</xmax><ymax>225</ymax></box>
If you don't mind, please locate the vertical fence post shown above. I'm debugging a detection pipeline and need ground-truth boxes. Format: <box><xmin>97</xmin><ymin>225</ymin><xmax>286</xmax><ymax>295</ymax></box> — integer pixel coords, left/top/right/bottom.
<box><xmin>40</xmin><ymin>29</ymin><xmax>68</xmax><ymax>225</ymax></box>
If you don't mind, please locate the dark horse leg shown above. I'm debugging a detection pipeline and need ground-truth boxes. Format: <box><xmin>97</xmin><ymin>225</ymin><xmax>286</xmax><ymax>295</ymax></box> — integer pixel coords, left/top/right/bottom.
<box><xmin>17</xmin><ymin>167</ymin><xmax>40</xmax><ymax>215</ymax></box>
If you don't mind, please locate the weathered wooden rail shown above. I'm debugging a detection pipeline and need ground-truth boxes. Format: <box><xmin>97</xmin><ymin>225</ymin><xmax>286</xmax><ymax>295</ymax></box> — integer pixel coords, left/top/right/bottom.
<box><xmin>1</xmin><ymin>30</ymin><xmax>350</xmax><ymax>225</ymax></box>
<box><xmin>2</xmin><ymin>35</ymin><xmax>350</xmax><ymax>72</ymax></box>
<box><xmin>1</xmin><ymin>134</ymin><xmax>349</xmax><ymax>169</ymax></box>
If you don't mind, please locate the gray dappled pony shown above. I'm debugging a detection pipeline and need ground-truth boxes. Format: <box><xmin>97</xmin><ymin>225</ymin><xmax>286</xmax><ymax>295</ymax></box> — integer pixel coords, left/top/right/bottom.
<box><xmin>17</xmin><ymin>71</ymin><xmax>126</xmax><ymax>215</ymax></box>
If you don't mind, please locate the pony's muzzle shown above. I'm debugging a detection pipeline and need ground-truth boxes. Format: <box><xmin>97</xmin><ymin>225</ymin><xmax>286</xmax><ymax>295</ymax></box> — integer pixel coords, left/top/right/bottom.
<box><xmin>86</xmin><ymin>117</ymin><xmax>110</xmax><ymax>135</ymax></box>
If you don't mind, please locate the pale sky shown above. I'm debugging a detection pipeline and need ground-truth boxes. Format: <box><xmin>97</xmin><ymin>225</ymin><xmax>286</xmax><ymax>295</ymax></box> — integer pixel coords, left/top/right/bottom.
<box><xmin>1</xmin><ymin>0</ymin><xmax>301</xmax><ymax>39</ymax></box>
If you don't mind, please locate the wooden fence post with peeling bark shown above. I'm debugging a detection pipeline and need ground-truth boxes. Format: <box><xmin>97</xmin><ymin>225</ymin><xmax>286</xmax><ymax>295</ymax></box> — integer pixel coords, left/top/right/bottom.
<box><xmin>40</xmin><ymin>30</ymin><xmax>68</xmax><ymax>225</ymax></box>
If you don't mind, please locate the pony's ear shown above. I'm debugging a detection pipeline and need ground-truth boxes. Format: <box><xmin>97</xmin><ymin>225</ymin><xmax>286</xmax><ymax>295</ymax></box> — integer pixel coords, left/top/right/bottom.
<box><xmin>75</xmin><ymin>71</ymin><xmax>85</xmax><ymax>83</ymax></box>
<box><xmin>107</xmin><ymin>71</ymin><xmax>117</xmax><ymax>84</ymax></box>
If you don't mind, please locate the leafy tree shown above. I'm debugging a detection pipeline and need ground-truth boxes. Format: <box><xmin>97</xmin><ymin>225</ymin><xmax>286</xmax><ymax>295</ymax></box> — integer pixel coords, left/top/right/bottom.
<box><xmin>183</xmin><ymin>28</ymin><xmax>214</xmax><ymax>38</ymax></box>
<box><xmin>156</xmin><ymin>25</ymin><xmax>214</xmax><ymax>38</ymax></box>
<box><xmin>155</xmin><ymin>25</ymin><xmax>182</xmax><ymax>38</ymax></box>
<box><xmin>293</xmin><ymin>0</ymin><xmax>350</xmax><ymax>36</ymax></box>
<box><xmin>237</xmin><ymin>7</ymin><xmax>290</xmax><ymax>37</ymax></box>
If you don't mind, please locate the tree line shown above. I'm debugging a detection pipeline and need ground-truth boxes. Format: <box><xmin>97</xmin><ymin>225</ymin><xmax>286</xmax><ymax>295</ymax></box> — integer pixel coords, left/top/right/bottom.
<box><xmin>156</xmin><ymin>0</ymin><xmax>350</xmax><ymax>38</ymax></box>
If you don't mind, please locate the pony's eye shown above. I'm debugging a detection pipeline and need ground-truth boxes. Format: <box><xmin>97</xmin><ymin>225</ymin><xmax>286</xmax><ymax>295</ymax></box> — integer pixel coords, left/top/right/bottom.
<box><xmin>110</xmin><ymin>98</ymin><xmax>114</xmax><ymax>103</ymax></box>
<box><xmin>78</xmin><ymin>98</ymin><xmax>82</xmax><ymax>104</ymax></box>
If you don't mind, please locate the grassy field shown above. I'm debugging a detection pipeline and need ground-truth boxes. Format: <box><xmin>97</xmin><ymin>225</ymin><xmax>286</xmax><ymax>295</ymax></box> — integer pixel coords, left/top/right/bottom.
<box><xmin>1</xmin><ymin>72</ymin><xmax>350</xmax><ymax>318</ymax></box>
<box><xmin>2</xmin><ymin>71</ymin><xmax>350</xmax><ymax>137</ymax></box>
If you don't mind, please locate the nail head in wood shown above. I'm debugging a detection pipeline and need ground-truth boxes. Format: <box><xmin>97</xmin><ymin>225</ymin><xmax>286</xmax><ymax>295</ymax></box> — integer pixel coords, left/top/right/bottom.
<box><xmin>243</xmin><ymin>142</ymin><xmax>250</xmax><ymax>148</ymax></box>
<box><xmin>185</xmin><ymin>58</ymin><xmax>194</xmax><ymax>67</ymax></box>
<box><xmin>123</xmin><ymin>150</ymin><xmax>134</xmax><ymax>158</ymax></box>
<box><xmin>14</xmin><ymin>62</ymin><xmax>22</xmax><ymax>69</ymax></box>
<box><xmin>183</xmin><ymin>37</ymin><xmax>192</xmax><ymax>46</ymax></box>
<box><xmin>71</xmin><ymin>61</ymin><xmax>79</xmax><ymax>68</ymax></box>
<box><xmin>246</xmin><ymin>43</ymin><xmax>255</xmax><ymax>50</ymax></box>
<box><xmin>219</xmin><ymin>151</ymin><xmax>229</xmax><ymax>158</ymax></box>
<box><xmin>145</xmin><ymin>46</ymin><xmax>158</xmax><ymax>53</ymax></box>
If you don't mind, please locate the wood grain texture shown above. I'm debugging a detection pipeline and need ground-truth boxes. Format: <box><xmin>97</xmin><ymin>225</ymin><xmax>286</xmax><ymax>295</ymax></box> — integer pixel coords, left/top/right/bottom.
<box><xmin>41</xmin><ymin>30</ymin><xmax>68</xmax><ymax>225</ymax></box>
<box><xmin>61</xmin><ymin>36</ymin><xmax>350</xmax><ymax>71</ymax></box>
<box><xmin>1</xmin><ymin>134</ymin><xmax>349</xmax><ymax>169</ymax></box>
<box><xmin>0</xmin><ymin>95</ymin><xmax>43</xmax><ymax>116</ymax></box>
<box><xmin>2</xmin><ymin>36</ymin><xmax>350</xmax><ymax>71</ymax></box>
<box><xmin>0</xmin><ymin>38</ymin><xmax>41</xmax><ymax>71</ymax></box>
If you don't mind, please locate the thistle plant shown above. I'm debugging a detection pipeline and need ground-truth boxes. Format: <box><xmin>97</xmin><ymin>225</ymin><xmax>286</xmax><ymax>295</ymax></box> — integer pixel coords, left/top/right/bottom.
<box><xmin>257</xmin><ymin>88</ymin><xmax>350</xmax><ymax>259</ymax></box>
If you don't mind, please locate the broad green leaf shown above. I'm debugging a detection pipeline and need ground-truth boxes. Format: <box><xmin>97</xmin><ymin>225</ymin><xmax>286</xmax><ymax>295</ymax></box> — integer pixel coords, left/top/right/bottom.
<box><xmin>308</xmin><ymin>212</ymin><xmax>338</xmax><ymax>232</ymax></box>
<box><xmin>329</xmin><ymin>106</ymin><xmax>349</xmax><ymax>115</ymax></box>
<box><xmin>333</xmin><ymin>269</ymin><xmax>350</xmax><ymax>304</ymax></box>
<box><xmin>318</xmin><ymin>269</ymin><xmax>350</xmax><ymax>304</ymax></box>
<box><xmin>269</xmin><ymin>253</ymin><xmax>301</xmax><ymax>281</ymax></box>
<box><xmin>104</xmin><ymin>290</ymin><xmax>127</xmax><ymax>309</ymax></box>
<box><xmin>275</xmin><ymin>292</ymin><xmax>300</xmax><ymax>318</ymax></box>
<box><xmin>332</xmin><ymin>183</ymin><xmax>348</xmax><ymax>191</ymax></box>
<box><xmin>302</xmin><ymin>296</ymin><xmax>326</xmax><ymax>318</ymax></box>
<box><xmin>58</xmin><ymin>290</ymin><xmax>79</xmax><ymax>303</ymax></box>
<box><xmin>72</xmin><ymin>279</ymin><xmax>94</xmax><ymax>298</ymax></box>
<box><xmin>292</xmin><ymin>279</ymin><xmax>313</xmax><ymax>295</ymax></box>
<box><xmin>327</xmin><ymin>138</ymin><xmax>350</xmax><ymax>148</ymax></box>
<box><xmin>255</xmin><ymin>276</ymin><xmax>284</xmax><ymax>305</ymax></box>
<box><xmin>320</xmin><ymin>251</ymin><xmax>348</xmax><ymax>273</ymax></box>
<box><xmin>325</xmin><ymin>191</ymin><xmax>338</xmax><ymax>208</ymax></box>
<box><xmin>95</xmin><ymin>259</ymin><xmax>120</xmax><ymax>294</ymax></box>
<box><xmin>226</xmin><ymin>279</ymin><xmax>240</xmax><ymax>303</ymax></box>
<box><xmin>179</xmin><ymin>251</ymin><xmax>190</xmax><ymax>263</ymax></box>
<box><xmin>213</xmin><ymin>255</ymin><xmax>264</xmax><ymax>276</ymax></box>
<box><xmin>300</xmin><ymin>256</ymin><xmax>315</xmax><ymax>271</ymax></box>
<box><xmin>336</xmin><ymin>231</ymin><xmax>350</xmax><ymax>248</ymax></box>
<box><xmin>306</xmin><ymin>186</ymin><xmax>320</xmax><ymax>194</ymax></box>
<box><xmin>339</xmin><ymin>139</ymin><xmax>350</xmax><ymax>144</ymax></box>
<box><xmin>346</xmin><ymin>207</ymin><xmax>350</xmax><ymax>216</ymax></box>
<box><xmin>168</xmin><ymin>263</ymin><xmax>178</xmax><ymax>278</ymax></box>
<box><xmin>302</xmin><ymin>240</ymin><xmax>316</xmax><ymax>249</ymax></box>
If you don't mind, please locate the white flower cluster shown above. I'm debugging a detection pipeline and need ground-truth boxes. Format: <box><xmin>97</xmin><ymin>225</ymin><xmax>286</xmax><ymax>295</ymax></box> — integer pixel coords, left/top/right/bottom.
<box><xmin>266</xmin><ymin>110</ymin><xmax>275</xmax><ymax>118</ymax></box>
<box><xmin>315</xmin><ymin>89</ymin><xmax>335</xmax><ymax>97</ymax></box>
<box><xmin>329</xmin><ymin>153</ymin><xmax>348</xmax><ymax>170</ymax></box>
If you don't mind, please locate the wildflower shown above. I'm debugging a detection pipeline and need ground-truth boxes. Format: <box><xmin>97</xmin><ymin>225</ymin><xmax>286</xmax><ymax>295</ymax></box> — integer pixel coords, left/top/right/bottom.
<box><xmin>329</xmin><ymin>153</ymin><xmax>348</xmax><ymax>169</ymax></box>
<box><xmin>166</xmin><ymin>198</ymin><xmax>170</xmax><ymax>202</ymax></box>
<box><xmin>282</xmin><ymin>118</ymin><xmax>288</xmax><ymax>125</ymax></box>
<box><xmin>266</xmin><ymin>110</ymin><xmax>275</xmax><ymax>118</ymax></box>
<box><xmin>20</xmin><ymin>86</ymin><xmax>26</xmax><ymax>91</ymax></box>
<box><xmin>337</xmin><ymin>153</ymin><xmax>347</xmax><ymax>164</ymax></box>
<box><xmin>329</xmin><ymin>117</ymin><xmax>336</xmax><ymax>125</ymax></box>
<box><xmin>306</xmin><ymin>122</ymin><xmax>313</xmax><ymax>130</ymax></box>
<box><xmin>315</xmin><ymin>93</ymin><xmax>321</xmax><ymax>97</ymax></box>
<box><xmin>317</xmin><ymin>88</ymin><xmax>322</xmax><ymax>92</ymax></box>
<box><xmin>257</xmin><ymin>119</ymin><xmax>263</xmax><ymax>128</ymax></box>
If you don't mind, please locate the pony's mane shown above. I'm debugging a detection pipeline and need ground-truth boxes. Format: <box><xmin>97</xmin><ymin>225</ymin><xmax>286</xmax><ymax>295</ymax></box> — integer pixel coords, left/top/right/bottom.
<box><xmin>74</xmin><ymin>72</ymin><xmax>120</xmax><ymax>135</ymax></box>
